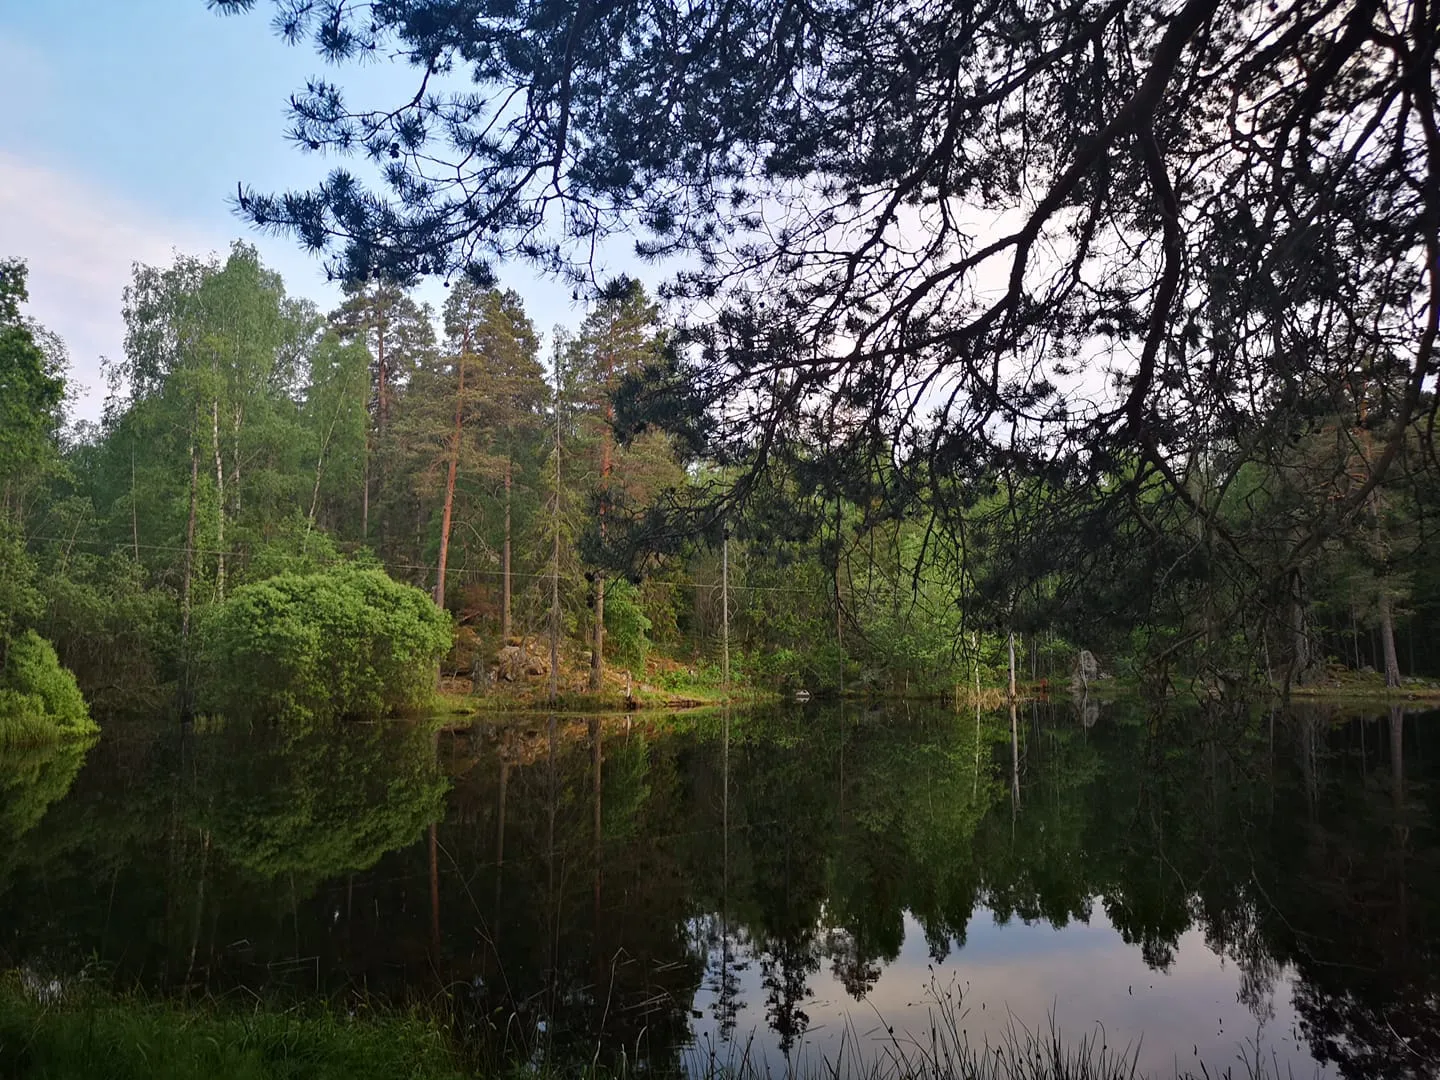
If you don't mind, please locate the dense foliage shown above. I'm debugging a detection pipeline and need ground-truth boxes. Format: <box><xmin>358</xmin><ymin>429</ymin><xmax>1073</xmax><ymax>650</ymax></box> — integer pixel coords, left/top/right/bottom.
<box><xmin>198</xmin><ymin>566</ymin><xmax>451</xmax><ymax>721</ymax></box>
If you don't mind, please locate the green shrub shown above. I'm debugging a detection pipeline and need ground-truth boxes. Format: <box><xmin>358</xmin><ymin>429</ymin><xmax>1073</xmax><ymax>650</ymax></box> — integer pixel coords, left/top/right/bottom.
<box><xmin>198</xmin><ymin>566</ymin><xmax>452</xmax><ymax>722</ymax></box>
<box><xmin>604</xmin><ymin>577</ymin><xmax>652</xmax><ymax>673</ymax></box>
<box><xmin>0</xmin><ymin>630</ymin><xmax>95</xmax><ymax>747</ymax></box>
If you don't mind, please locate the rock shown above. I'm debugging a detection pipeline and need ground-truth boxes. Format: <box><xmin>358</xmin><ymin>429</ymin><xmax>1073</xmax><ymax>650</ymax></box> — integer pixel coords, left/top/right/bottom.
<box><xmin>1070</xmin><ymin>649</ymin><xmax>1100</xmax><ymax>694</ymax></box>
<box><xmin>494</xmin><ymin>644</ymin><xmax>549</xmax><ymax>682</ymax></box>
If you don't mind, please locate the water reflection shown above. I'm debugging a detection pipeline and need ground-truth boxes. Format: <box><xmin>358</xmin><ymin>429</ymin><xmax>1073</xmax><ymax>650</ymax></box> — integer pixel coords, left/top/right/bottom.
<box><xmin>1</xmin><ymin>701</ymin><xmax>1436</xmax><ymax>1078</ymax></box>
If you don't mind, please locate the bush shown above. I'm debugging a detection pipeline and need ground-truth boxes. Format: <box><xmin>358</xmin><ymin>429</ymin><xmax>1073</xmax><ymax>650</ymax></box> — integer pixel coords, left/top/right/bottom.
<box><xmin>198</xmin><ymin>566</ymin><xmax>452</xmax><ymax>722</ymax></box>
<box><xmin>0</xmin><ymin>630</ymin><xmax>95</xmax><ymax>747</ymax></box>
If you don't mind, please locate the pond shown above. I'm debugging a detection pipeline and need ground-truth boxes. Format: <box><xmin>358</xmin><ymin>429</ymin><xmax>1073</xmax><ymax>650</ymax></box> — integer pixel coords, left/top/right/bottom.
<box><xmin>2</xmin><ymin>701</ymin><xmax>1436</xmax><ymax>1078</ymax></box>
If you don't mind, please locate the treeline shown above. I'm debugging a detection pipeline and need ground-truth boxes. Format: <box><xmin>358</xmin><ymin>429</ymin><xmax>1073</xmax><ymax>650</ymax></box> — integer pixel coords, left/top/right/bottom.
<box><xmin>1</xmin><ymin>243</ymin><xmax>980</xmax><ymax>720</ymax></box>
<box><xmin>3</xmin><ymin>242</ymin><xmax>1440</xmax><ymax>726</ymax></box>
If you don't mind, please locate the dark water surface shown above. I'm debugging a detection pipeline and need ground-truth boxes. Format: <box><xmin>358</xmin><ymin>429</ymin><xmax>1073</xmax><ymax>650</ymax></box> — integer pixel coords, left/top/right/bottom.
<box><xmin>3</xmin><ymin>702</ymin><xmax>1437</xmax><ymax>1078</ymax></box>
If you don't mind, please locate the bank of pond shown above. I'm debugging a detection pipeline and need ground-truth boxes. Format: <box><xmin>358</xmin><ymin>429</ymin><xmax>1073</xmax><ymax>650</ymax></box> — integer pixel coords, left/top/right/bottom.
<box><xmin>1</xmin><ymin>700</ymin><xmax>1435</xmax><ymax>1079</ymax></box>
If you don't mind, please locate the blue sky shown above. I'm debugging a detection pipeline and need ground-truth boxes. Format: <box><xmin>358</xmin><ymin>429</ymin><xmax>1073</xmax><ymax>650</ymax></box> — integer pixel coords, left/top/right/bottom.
<box><xmin>0</xmin><ymin>1</ymin><xmax>599</xmax><ymax>421</ymax></box>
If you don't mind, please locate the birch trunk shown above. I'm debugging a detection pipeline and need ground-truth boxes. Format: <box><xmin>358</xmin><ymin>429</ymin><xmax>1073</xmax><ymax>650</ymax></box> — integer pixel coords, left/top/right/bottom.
<box><xmin>211</xmin><ymin>398</ymin><xmax>226</xmax><ymax>602</ymax></box>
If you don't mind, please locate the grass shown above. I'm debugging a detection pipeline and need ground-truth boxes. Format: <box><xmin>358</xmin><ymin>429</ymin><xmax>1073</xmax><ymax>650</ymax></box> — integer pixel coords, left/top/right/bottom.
<box><xmin>0</xmin><ymin>972</ymin><xmax>1308</xmax><ymax>1080</ymax></box>
<box><xmin>0</xmin><ymin>974</ymin><xmax>465</xmax><ymax>1080</ymax></box>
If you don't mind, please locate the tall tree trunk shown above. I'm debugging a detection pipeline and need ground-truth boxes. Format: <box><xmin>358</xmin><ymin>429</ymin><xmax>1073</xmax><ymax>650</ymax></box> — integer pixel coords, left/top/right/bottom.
<box><xmin>1379</xmin><ymin>591</ymin><xmax>1402</xmax><ymax>688</ymax></box>
<box><xmin>435</xmin><ymin>354</ymin><xmax>465</xmax><ymax>610</ymax></box>
<box><xmin>1287</xmin><ymin>570</ymin><xmax>1308</xmax><ymax>692</ymax></box>
<box><xmin>722</xmin><ymin>529</ymin><xmax>730</xmax><ymax>693</ymax></box>
<box><xmin>130</xmin><ymin>440</ymin><xmax>140</xmax><ymax>562</ymax></box>
<box><xmin>589</xmin><ymin>347</ymin><xmax>614</xmax><ymax>692</ymax></box>
<box><xmin>502</xmin><ymin>454</ymin><xmax>513</xmax><ymax>641</ymax></box>
<box><xmin>589</xmin><ymin>577</ymin><xmax>606</xmax><ymax>691</ymax></box>
<box><xmin>364</xmin><ymin>311</ymin><xmax>389</xmax><ymax>541</ymax></box>
<box><xmin>181</xmin><ymin>433</ymin><xmax>199</xmax><ymax>641</ymax></box>
<box><xmin>211</xmin><ymin>398</ymin><xmax>226</xmax><ymax>602</ymax></box>
<box><xmin>549</xmin><ymin>384</ymin><xmax>562</xmax><ymax>704</ymax></box>
<box><xmin>376</xmin><ymin>316</ymin><xmax>390</xmax><ymax>435</ymax></box>
<box><xmin>1008</xmin><ymin>629</ymin><xmax>1017</xmax><ymax>701</ymax></box>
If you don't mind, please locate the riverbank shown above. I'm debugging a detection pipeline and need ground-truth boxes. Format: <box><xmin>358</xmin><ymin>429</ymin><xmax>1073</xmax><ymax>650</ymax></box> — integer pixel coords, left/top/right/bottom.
<box><xmin>0</xmin><ymin>973</ymin><xmax>1293</xmax><ymax>1080</ymax></box>
<box><xmin>434</xmin><ymin>648</ymin><xmax>780</xmax><ymax>718</ymax></box>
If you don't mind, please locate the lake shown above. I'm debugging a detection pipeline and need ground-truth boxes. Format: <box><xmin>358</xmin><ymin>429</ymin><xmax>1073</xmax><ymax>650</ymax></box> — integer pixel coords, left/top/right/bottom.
<box><xmin>2</xmin><ymin>701</ymin><xmax>1436</xmax><ymax>1078</ymax></box>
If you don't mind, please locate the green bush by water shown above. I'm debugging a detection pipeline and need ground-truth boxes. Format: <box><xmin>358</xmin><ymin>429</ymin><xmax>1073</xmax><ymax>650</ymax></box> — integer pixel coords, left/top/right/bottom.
<box><xmin>198</xmin><ymin>566</ymin><xmax>452</xmax><ymax>722</ymax></box>
<box><xmin>0</xmin><ymin>630</ymin><xmax>95</xmax><ymax>747</ymax></box>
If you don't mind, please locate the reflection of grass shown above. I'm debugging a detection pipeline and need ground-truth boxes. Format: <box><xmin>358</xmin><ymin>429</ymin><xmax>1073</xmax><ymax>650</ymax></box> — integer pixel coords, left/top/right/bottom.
<box><xmin>0</xmin><ymin>974</ymin><xmax>464</xmax><ymax>1080</ymax></box>
<box><xmin>682</xmin><ymin>982</ymin><xmax>1299</xmax><ymax>1080</ymax></box>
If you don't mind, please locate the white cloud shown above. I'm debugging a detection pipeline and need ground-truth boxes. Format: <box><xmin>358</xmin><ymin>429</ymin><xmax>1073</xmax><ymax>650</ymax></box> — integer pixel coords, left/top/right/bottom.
<box><xmin>0</xmin><ymin>151</ymin><xmax>221</xmax><ymax>421</ymax></box>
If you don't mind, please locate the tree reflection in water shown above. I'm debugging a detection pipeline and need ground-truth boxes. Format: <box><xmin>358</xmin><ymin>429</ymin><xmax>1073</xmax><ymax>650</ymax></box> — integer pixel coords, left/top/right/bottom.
<box><xmin>0</xmin><ymin>702</ymin><xmax>1435</xmax><ymax>1078</ymax></box>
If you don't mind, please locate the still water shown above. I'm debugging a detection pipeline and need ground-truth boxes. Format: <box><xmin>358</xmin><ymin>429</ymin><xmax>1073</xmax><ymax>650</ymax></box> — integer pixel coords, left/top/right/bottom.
<box><xmin>2</xmin><ymin>702</ymin><xmax>1436</xmax><ymax>1078</ymax></box>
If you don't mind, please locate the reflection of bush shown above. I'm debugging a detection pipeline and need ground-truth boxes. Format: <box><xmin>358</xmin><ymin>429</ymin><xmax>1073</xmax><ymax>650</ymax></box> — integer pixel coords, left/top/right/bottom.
<box><xmin>0</xmin><ymin>738</ymin><xmax>92</xmax><ymax>845</ymax></box>
<box><xmin>194</xmin><ymin>722</ymin><xmax>449</xmax><ymax>882</ymax></box>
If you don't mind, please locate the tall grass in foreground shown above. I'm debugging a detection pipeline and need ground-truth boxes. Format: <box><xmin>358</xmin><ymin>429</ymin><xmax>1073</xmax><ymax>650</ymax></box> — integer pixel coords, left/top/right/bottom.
<box><xmin>0</xmin><ymin>974</ymin><xmax>464</xmax><ymax>1080</ymax></box>
<box><xmin>0</xmin><ymin>972</ymin><xmax>1309</xmax><ymax>1080</ymax></box>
